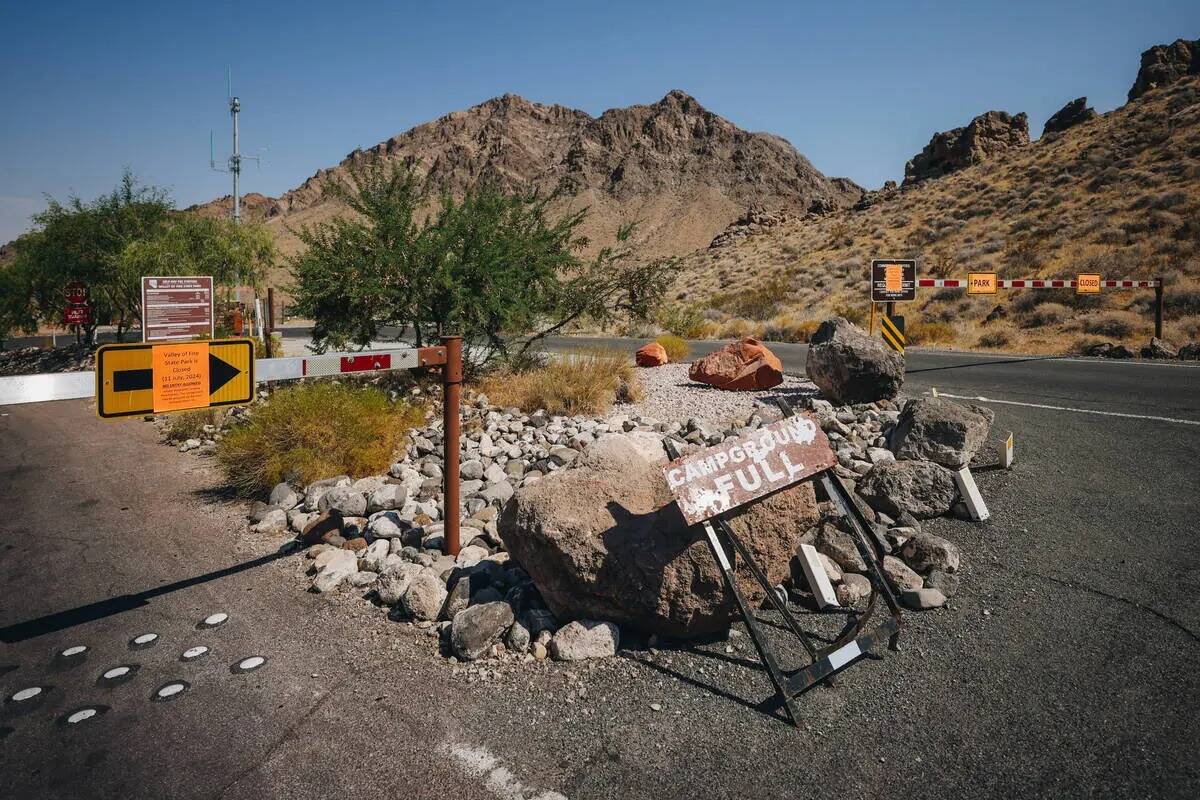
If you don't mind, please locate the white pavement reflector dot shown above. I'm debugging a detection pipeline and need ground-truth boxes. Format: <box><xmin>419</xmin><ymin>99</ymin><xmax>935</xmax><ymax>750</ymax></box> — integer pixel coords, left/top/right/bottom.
<box><xmin>200</xmin><ymin>613</ymin><xmax>229</xmax><ymax>628</ymax></box>
<box><xmin>61</xmin><ymin>646</ymin><xmax>88</xmax><ymax>657</ymax></box>
<box><xmin>103</xmin><ymin>667</ymin><xmax>130</xmax><ymax>680</ymax></box>
<box><xmin>232</xmin><ymin>656</ymin><xmax>267</xmax><ymax>673</ymax></box>
<box><xmin>182</xmin><ymin>646</ymin><xmax>209</xmax><ymax>660</ymax></box>
<box><xmin>11</xmin><ymin>687</ymin><xmax>42</xmax><ymax>702</ymax></box>
<box><xmin>68</xmin><ymin>709</ymin><xmax>97</xmax><ymax>724</ymax></box>
<box><xmin>153</xmin><ymin>681</ymin><xmax>190</xmax><ymax>701</ymax></box>
<box><xmin>130</xmin><ymin>633</ymin><xmax>159</xmax><ymax>649</ymax></box>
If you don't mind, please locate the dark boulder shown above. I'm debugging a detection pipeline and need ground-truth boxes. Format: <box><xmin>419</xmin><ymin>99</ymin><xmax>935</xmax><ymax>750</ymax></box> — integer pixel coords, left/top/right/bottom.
<box><xmin>857</xmin><ymin>460</ymin><xmax>958</xmax><ymax>520</ymax></box>
<box><xmin>805</xmin><ymin>317</ymin><xmax>904</xmax><ymax>404</ymax></box>
<box><xmin>890</xmin><ymin>397</ymin><xmax>994</xmax><ymax>468</ymax></box>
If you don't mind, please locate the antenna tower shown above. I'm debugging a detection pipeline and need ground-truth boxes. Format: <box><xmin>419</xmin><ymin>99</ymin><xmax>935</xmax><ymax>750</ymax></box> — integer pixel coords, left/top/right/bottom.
<box><xmin>210</xmin><ymin>69</ymin><xmax>261</xmax><ymax>224</ymax></box>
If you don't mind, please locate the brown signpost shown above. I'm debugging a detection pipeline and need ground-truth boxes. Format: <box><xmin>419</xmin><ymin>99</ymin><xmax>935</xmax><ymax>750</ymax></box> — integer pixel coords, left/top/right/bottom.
<box><xmin>870</xmin><ymin>259</ymin><xmax>916</xmax><ymax>303</ymax></box>
<box><xmin>663</xmin><ymin>414</ymin><xmax>838</xmax><ymax>525</ymax></box>
<box><xmin>141</xmin><ymin>276</ymin><xmax>214</xmax><ymax>342</ymax></box>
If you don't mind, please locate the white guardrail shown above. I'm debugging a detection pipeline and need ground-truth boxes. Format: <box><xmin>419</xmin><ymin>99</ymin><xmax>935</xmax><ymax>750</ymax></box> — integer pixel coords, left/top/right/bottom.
<box><xmin>0</xmin><ymin>347</ymin><xmax>431</xmax><ymax>407</ymax></box>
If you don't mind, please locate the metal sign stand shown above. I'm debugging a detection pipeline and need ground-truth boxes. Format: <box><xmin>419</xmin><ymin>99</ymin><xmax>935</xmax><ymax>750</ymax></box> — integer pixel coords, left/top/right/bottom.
<box><xmin>664</xmin><ymin>398</ymin><xmax>904</xmax><ymax>727</ymax></box>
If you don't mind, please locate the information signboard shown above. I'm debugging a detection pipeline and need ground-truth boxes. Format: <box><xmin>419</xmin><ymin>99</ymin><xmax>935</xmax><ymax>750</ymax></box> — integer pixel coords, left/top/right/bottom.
<box><xmin>870</xmin><ymin>260</ymin><xmax>917</xmax><ymax>302</ymax></box>
<box><xmin>141</xmin><ymin>276</ymin><xmax>214</xmax><ymax>342</ymax></box>
<box><xmin>95</xmin><ymin>338</ymin><xmax>254</xmax><ymax>419</ymax></box>
<box><xmin>1076</xmin><ymin>273</ymin><xmax>1102</xmax><ymax>294</ymax></box>
<box><xmin>663</xmin><ymin>414</ymin><xmax>837</xmax><ymax>525</ymax></box>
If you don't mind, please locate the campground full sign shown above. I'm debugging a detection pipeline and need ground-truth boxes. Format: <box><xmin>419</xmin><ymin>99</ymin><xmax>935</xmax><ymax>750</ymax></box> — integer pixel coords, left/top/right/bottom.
<box><xmin>663</xmin><ymin>414</ymin><xmax>837</xmax><ymax>525</ymax></box>
<box><xmin>95</xmin><ymin>338</ymin><xmax>255</xmax><ymax>419</ymax></box>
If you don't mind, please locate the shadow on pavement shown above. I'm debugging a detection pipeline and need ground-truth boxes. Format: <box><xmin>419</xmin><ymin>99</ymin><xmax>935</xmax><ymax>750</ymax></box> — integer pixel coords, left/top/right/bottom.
<box><xmin>905</xmin><ymin>355</ymin><xmax>1063</xmax><ymax>374</ymax></box>
<box><xmin>0</xmin><ymin>544</ymin><xmax>298</xmax><ymax>644</ymax></box>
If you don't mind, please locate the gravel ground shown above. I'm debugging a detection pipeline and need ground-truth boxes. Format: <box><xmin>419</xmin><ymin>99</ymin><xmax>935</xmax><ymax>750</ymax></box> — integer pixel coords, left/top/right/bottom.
<box><xmin>611</xmin><ymin>363</ymin><xmax>819</xmax><ymax>425</ymax></box>
<box><xmin>0</xmin><ymin>344</ymin><xmax>94</xmax><ymax>376</ymax></box>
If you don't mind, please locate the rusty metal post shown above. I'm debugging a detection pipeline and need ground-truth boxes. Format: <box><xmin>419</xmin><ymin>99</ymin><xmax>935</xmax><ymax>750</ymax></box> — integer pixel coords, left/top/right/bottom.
<box><xmin>1155</xmin><ymin>276</ymin><xmax>1164</xmax><ymax>340</ymax></box>
<box><xmin>441</xmin><ymin>335</ymin><xmax>463</xmax><ymax>556</ymax></box>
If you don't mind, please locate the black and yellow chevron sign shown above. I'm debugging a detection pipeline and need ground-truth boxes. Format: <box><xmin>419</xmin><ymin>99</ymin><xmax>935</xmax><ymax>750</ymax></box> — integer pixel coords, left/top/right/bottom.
<box><xmin>95</xmin><ymin>338</ymin><xmax>255</xmax><ymax>419</ymax></box>
<box><xmin>880</xmin><ymin>315</ymin><xmax>906</xmax><ymax>355</ymax></box>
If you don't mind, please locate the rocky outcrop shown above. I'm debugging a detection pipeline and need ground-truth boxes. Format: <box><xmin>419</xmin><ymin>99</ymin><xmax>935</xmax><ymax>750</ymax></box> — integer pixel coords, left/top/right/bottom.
<box><xmin>1128</xmin><ymin>38</ymin><xmax>1199</xmax><ymax>101</ymax></box>
<box><xmin>688</xmin><ymin>338</ymin><xmax>784</xmax><ymax>391</ymax></box>
<box><xmin>1141</xmin><ymin>337</ymin><xmax>1179</xmax><ymax>359</ymax></box>
<box><xmin>805</xmin><ymin>318</ymin><xmax>904</xmax><ymax>404</ymax></box>
<box><xmin>1042</xmin><ymin>97</ymin><xmax>1097</xmax><ymax>136</ymax></box>
<box><xmin>636</xmin><ymin>342</ymin><xmax>669</xmax><ymax>367</ymax></box>
<box><xmin>709</xmin><ymin>207</ymin><xmax>794</xmax><ymax>249</ymax></box>
<box><xmin>903</xmin><ymin>111</ymin><xmax>1029</xmax><ymax>185</ymax></box>
<box><xmin>498</xmin><ymin>433</ymin><xmax>819</xmax><ymax>637</ymax></box>
<box><xmin>890</xmin><ymin>397</ymin><xmax>994</xmax><ymax>468</ymax></box>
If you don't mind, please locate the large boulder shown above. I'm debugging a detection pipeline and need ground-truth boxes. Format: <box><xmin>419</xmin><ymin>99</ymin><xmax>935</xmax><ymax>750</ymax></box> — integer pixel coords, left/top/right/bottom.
<box><xmin>805</xmin><ymin>318</ymin><xmax>904</xmax><ymax>404</ymax></box>
<box><xmin>636</xmin><ymin>342</ymin><xmax>669</xmax><ymax>367</ymax></box>
<box><xmin>1128</xmin><ymin>38</ymin><xmax>1199</xmax><ymax>101</ymax></box>
<box><xmin>451</xmin><ymin>601</ymin><xmax>515</xmax><ymax>661</ymax></box>
<box><xmin>890</xmin><ymin>397</ymin><xmax>994</xmax><ymax>468</ymax></box>
<box><xmin>857</xmin><ymin>460</ymin><xmax>957</xmax><ymax>520</ymax></box>
<box><xmin>903</xmin><ymin>110</ymin><xmax>1029</xmax><ymax>185</ymax></box>
<box><xmin>499</xmin><ymin>433</ymin><xmax>819</xmax><ymax>637</ymax></box>
<box><xmin>688</xmin><ymin>338</ymin><xmax>783</xmax><ymax>391</ymax></box>
<box><xmin>1141</xmin><ymin>337</ymin><xmax>1178</xmax><ymax>359</ymax></box>
<box><xmin>1042</xmin><ymin>97</ymin><xmax>1097</xmax><ymax>136</ymax></box>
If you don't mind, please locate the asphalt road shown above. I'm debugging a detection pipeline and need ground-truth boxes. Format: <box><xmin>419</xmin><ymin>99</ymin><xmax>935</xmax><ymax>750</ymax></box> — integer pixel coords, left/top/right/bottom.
<box><xmin>1</xmin><ymin>342</ymin><xmax>1198</xmax><ymax>799</ymax></box>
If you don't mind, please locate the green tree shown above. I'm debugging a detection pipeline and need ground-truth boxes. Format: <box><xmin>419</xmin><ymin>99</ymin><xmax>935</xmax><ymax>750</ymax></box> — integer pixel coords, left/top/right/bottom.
<box><xmin>288</xmin><ymin>156</ymin><xmax>674</xmax><ymax>365</ymax></box>
<box><xmin>0</xmin><ymin>252</ymin><xmax>37</xmax><ymax>349</ymax></box>
<box><xmin>10</xmin><ymin>171</ymin><xmax>274</xmax><ymax>342</ymax></box>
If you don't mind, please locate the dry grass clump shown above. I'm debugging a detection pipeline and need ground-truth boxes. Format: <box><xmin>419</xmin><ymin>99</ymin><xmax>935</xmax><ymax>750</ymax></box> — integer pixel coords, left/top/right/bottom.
<box><xmin>761</xmin><ymin>315</ymin><xmax>820</xmax><ymax>343</ymax></box>
<box><xmin>480</xmin><ymin>349</ymin><xmax>642</xmax><ymax>416</ymax></box>
<box><xmin>1082</xmin><ymin>310</ymin><xmax>1141</xmax><ymax>339</ymax></box>
<box><xmin>217</xmin><ymin>382</ymin><xmax>424</xmax><ymax>496</ymax></box>
<box><xmin>165</xmin><ymin>408</ymin><xmax>223</xmax><ymax>442</ymax></box>
<box><xmin>654</xmin><ymin>334</ymin><xmax>690</xmax><ymax>362</ymax></box>
<box><xmin>905</xmin><ymin>320</ymin><xmax>957</xmax><ymax>344</ymax></box>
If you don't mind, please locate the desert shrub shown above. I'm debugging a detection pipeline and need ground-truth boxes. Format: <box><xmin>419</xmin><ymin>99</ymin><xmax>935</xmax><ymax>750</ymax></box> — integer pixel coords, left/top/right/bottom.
<box><xmin>1082</xmin><ymin>310</ymin><xmax>1139</xmax><ymax>339</ymax></box>
<box><xmin>1018</xmin><ymin>302</ymin><xmax>1072</xmax><ymax>328</ymax></box>
<box><xmin>829</xmin><ymin>302</ymin><xmax>867</xmax><ymax>326</ymax></box>
<box><xmin>707</xmin><ymin>277</ymin><xmax>791</xmax><ymax>320</ymax></box>
<box><xmin>906</xmin><ymin>320</ymin><xmax>957</xmax><ymax>344</ymax></box>
<box><xmin>761</xmin><ymin>315</ymin><xmax>820</xmax><ymax>343</ymax></box>
<box><xmin>717</xmin><ymin>318</ymin><xmax>758</xmax><ymax>339</ymax></box>
<box><xmin>655</xmin><ymin>302</ymin><xmax>708</xmax><ymax>339</ymax></box>
<box><xmin>165</xmin><ymin>408</ymin><xmax>223</xmax><ymax>442</ymax></box>
<box><xmin>655</xmin><ymin>334</ymin><xmax>690</xmax><ymax>362</ymax></box>
<box><xmin>479</xmin><ymin>349</ymin><xmax>642</xmax><ymax>416</ymax></box>
<box><xmin>1165</xmin><ymin>288</ymin><xmax>1200</xmax><ymax>318</ymax></box>
<box><xmin>976</xmin><ymin>329</ymin><xmax>1011</xmax><ymax>348</ymax></box>
<box><xmin>217</xmin><ymin>382</ymin><xmax>424</xmax><ymax>496</ymax></box>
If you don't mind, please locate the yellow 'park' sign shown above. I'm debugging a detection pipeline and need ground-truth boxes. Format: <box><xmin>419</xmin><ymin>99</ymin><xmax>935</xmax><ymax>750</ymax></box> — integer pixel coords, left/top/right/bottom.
<box><xmin>95</xmin><ymin>338</ymin><xmax>255</xmax><ymax>419</ymax></box>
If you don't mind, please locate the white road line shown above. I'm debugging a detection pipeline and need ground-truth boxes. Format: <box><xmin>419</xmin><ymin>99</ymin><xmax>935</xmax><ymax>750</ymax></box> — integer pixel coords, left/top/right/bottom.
<box><xmin>933</xmin><ymin>392</ymin><xmax>1200</xmax><ymax>426</ymax></box>
<box><xmin>443</xmin><ymin>742</ymin><xmax>567</xmax><ymax>800</ymax></box>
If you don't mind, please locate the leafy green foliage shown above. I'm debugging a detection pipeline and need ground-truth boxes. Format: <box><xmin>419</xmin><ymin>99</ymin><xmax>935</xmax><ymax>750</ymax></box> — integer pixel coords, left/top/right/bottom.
<box><xmin>288</xmin><ymin>156</ymin><xmax>675</xmax><ymax>367</ymax></box>
<box><xmin>7</xmin><ymin>170</ymin><xmax>273</xmax><ymax>341</ymax></box>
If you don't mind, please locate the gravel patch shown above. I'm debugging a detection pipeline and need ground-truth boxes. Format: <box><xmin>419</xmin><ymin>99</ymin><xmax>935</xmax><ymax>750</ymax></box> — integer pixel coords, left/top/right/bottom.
<box><xmin>612</xmin><ymin>363</ymin><xmax>817</xmax><ymax>426</ymax></box>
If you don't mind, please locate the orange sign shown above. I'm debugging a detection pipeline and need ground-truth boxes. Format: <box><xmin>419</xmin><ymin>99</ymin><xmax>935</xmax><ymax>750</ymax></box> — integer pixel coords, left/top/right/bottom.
<box><xmin>152</xmin><ymin>343</ymin><xmax>210</xmax><ymax>413</ymax></box>
<box><xmin>1077</xmin><ymin>274</ymin><xmax>1102</xmax><ymax>294</ymax></box>
<box><xmin>884</xmin><ymin>264</ymin><xmax>903</xmax><ymax>293</ymax></box>
<box><xmin>968</xmin><ymin>272</ymin><xmax>998</xmax><ymax>294</ymax></box>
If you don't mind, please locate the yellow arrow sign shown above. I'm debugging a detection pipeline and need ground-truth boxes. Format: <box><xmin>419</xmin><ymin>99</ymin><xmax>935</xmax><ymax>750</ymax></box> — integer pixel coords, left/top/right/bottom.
<box><xmin>96</xmin><ymin>338</ymin><xmax>255</xmax><ymax>419</ymax></box>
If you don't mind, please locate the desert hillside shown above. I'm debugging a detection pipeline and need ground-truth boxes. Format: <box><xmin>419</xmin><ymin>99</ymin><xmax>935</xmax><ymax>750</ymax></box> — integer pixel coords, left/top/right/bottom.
<box><xmin>671</xmin><ymin>71</ymin><xmax>1200</xmax><ymax>354</ymax></box>
<box><xmin>190</xmin><ymin>90</ymin><xmax>862</xmax><ymax>263</ymax></box>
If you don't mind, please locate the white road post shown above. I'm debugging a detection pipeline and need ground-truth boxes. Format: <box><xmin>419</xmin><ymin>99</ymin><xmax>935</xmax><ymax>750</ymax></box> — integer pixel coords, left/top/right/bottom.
<box><xmin>954</xmin><ymin>466</ymin><xmax>990</xmax><ymax>522</ymax></box>
<box><xmin>797</xmin><ymin>543</ymin><xmax>839</xmax><ymax>609</ymax></box>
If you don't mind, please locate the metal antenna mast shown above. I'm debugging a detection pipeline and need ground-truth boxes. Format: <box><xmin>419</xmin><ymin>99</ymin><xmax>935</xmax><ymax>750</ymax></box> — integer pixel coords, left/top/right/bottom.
<box><xmin>210</xmin><ymin>68</ymin><xmax>260</xmax><ymax>224</ymax></box>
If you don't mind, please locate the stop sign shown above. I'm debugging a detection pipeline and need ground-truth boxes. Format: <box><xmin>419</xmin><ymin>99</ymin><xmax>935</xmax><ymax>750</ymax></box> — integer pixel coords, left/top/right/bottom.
<box><xmin>65</xmin><ymin>281</ymin><xmax>88</xmax><ymax>305</ymax></box>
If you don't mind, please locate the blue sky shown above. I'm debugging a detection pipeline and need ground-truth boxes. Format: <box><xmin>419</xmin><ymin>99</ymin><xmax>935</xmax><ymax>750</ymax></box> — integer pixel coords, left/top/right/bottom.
<box><xmin>1</xmin><ymin>1</ymin><xmax>1197</xmax><ymax>242</ymax></box>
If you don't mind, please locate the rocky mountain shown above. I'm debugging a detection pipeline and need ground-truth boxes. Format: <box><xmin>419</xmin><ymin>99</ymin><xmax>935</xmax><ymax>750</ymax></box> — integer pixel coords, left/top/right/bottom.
<box><xmin>1042</xmin><ymin>97</ymin><xmax>1097</xmax><ymax>136</ymax></box>
<box><xmin>192</xmin><ymin>90</ymin><xmax>862</xmax><ymax>260</ymax></box>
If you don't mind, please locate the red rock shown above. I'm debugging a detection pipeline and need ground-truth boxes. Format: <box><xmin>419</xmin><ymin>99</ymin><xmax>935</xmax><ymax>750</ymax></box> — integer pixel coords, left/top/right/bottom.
<box><xmin>636</xmin><ymin>342</ymin><xmax>669</xmax><ymax>367</ymax></box>
<box><xmin>688</xmin><ymin>338</ymin><xmax>783</xmax><ymax>390</ymax></box>
<box><xmin>300</xmin><ymin>509</ymin><xmax>343</xmax><ymax>546</ymax></box>
<box><xmin>342</xmin><ymin>537</ymin><xmax>369</xmax><ymax>552</ymax></box>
